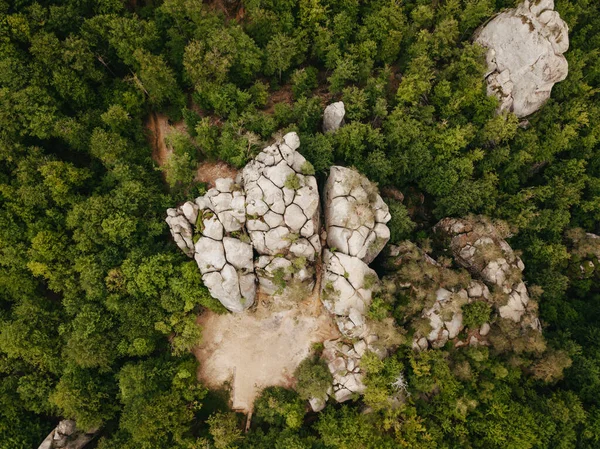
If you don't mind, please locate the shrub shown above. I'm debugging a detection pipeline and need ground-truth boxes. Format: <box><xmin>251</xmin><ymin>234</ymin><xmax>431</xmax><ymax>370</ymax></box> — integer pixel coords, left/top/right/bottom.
<box><xmin>462</xmin><ymin>301</ymin><xmax>492</xmax><ymax>329</ymax></box>
<box><xmin>294</xmin><ymin>356</ymin><xmax>332</xmax><ymax>401</ymax></box>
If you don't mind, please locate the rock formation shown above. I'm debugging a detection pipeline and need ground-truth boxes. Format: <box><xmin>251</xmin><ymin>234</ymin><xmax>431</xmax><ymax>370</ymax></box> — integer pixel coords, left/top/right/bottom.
<box><xmin>166</xmin><ymin>132</ymin><xmax>322</xmax><ymax>311</ymax></box>
<box><xmin>312</xmin><ymin>166</ymin><xmax>393</xmax><ymax>409</ymax></box>
<box><xmin>38</xmin><ymin>420</ymin><xmax>97</xmax><ymax>449</ymax></box>
<box><xmin>382</xmin><ymin>217</ymin><xmax>542</xmax><ymax>351</ymax></box>
<box><xmin>474</xmin><ymin>0</ymin><xmax>569</xmax><ymax>117</ymax></box>
<box><xmin>323</xmin><ymin>101</ymin><xmax>345</xmax><ymax>133</ymax></box>
<box><xmin>434</xmin><ymin>217</ymin><xmax>540</xmax><ymax>327</ymax></box>
<box><xmin>242</xmin><ymin>132</ymin><xmax>321</xmax><ymax>297</ymax></box>
<box><xmin>167</xmin><ymin>178</ymin><xmax>256</xmax><ymax>313</ymax></box>
<box><xmin>324</xmin><ymin>166</ymin><xmax>391</xmax><ymax>264</ymax></box>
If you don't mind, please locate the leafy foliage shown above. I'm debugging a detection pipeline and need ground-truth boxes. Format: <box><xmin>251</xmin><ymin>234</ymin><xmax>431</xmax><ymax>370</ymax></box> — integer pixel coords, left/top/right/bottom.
<box><xmin>1</xmin><ymin>0</ymin><xmax>600</xmax><ymax>447</ymax></box>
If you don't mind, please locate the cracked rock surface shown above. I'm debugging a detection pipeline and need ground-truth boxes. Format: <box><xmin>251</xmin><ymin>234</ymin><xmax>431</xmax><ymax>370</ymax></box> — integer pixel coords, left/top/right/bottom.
<box><xmin>166</xmin><ymin>133</ymin><xmax>396</xmax><ymax>409</ymax></box>
<box><xmin>241</xmin><ymin>132</ymin><xmax>321</xmax><ymax>297</ymax></box>
<box><xmin>324</xmin><ymin>166</ymin><xmax>391</xmax><ymax>264</ymax></box>
<box><xmin>167</xmin><ymin>178</ymin><xmax>256</xmax><ymax>313</ymax></box>
<box><xmin>474</xmin><ymin>0</ymin><xmax>569</xmax><ymax>117</ymax></box>
<box><xmin>166</xmin><ymin>132</ymin><xmax>322</xmax><ymax>311</ymax></box>
<box><xmin>434</xmin><ymin>217</ymin><xmax>540</xmax><ymax>327</ymax></box>
<box><xmin>316</xmin><ymin>166</ymin><xmax>393</xmax><ymax>408</ymax></box>
<box><xmin>320</xmin><ymin>336</ymin><xmax>382</xmax><ymax>403</ymax></box>
<box><xmin>380</xmin><ymin>217</ymin><xmax>542</xmax><ymax>352</ymax></box>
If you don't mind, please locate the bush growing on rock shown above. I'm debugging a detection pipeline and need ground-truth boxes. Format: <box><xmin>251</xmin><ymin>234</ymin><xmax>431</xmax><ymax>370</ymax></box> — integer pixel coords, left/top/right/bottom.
<box><xmin>294</xmin><ymin>356</ymin><xmax>333</xmax><ymax>402</ymax></box>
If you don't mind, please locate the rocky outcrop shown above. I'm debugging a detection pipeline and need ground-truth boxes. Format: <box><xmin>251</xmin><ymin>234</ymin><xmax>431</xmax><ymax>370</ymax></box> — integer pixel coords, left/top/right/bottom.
<box><xmin>434</xmin><ymin>217</ymin><xmax>539</xmax><ymax>327</ymax></box>
<box><xmin>324</xmin><ymin>166</ymin><xmax>391</xmax><ymax>264</ymax></box>
<box><xmin>166</xmin><ymin>134</ymin><xmax>398</xmax><ymax>409</ymax></box>
<box><xmin>323</xmin><ymin>101</ymin><xmax>345</xmax><ymax>133</ymax></box>
<box><xmin>38</xmin><ymin>420</ymin><xmax>97</xmax><ymax>449</ymax></box>
<box><xmin>166</xmin><ymin>208</ymin><xmax>195</xmax><ymax>257</ymax></box>
<box><xmin>316</xmin><ymin>166</ymin><xmax>393</xmax><ymax>408</ymax></box>
<box><xmin>167</xmin><ymin>178</ymin><xmax>256</xmax><ymax>313</ymax></box>
<box><xmin>321</xmin><ymin>250</ymin><xmax>378</xmax><ymax>338</ymax></box>
<box><xmin>381</xmin><ymin>217</ymin><xmax>541</xmax><ymax>351</ymax></box>
<box><xmin>474</xmin><ymin>0</ymin><xmax>569</xmax><ymax>117</ymax></box>
<box><xmin>242</xmin><ymin>132</ymin><xmax>321</xmax><ymax>297</ymax></box>
<box><xmin>166</xmin><ymin>132</ymin><xmax>322</xmax><ymax>311</ymax></box>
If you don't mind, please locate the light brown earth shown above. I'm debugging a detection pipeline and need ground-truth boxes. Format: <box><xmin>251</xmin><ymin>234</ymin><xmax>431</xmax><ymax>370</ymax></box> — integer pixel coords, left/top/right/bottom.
<box><xmin>194</xmin><ymin>272</ymin><xmax>340</xmax><ymax>413</ymax></box>
<box><xmin>195</xmin><ymin>160</ymin><xmax>238</xmax><ymax>188</ymax></box>
<box><xmin>146</xmin><ymin>112</ymin><xmax>239</xmax><ymax>187</ymax></box>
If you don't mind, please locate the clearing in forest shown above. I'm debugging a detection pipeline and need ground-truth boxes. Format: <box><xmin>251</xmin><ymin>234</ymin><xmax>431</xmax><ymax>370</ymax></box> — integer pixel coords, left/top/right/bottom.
<box><xmin>194</xmin><ymin>287</ymin><xmax>339</xmax><ymax>413</ymax></box>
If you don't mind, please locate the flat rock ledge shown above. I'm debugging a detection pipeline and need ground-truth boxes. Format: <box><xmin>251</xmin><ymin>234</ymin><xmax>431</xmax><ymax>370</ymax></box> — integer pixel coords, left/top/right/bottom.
<box><xmin>474</xmin><ymin>0</ymin><xmax>569</xmax><ymax>117</ymax></box>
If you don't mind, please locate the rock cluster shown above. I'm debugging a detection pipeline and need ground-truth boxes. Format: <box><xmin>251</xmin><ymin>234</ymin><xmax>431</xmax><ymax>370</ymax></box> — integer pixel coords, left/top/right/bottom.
<box><xmin>166</xmin><ymin>132</ymin><xmax>322</xmax><ymax>312</ymax></box>
<box><xmin>320</xmin><ymin>166</ymin><xmax>390</xmax><ymax>340</ymax></box>
<box><xmin>166</xmin><ymin>132</ymin><xmax>395</xmax><ymax>410</ymax></box>
<box><xmin>312</xmin><ymin>166</ymin><xmax>392</xmax><ymax>410</ymax></box>
<box><xmin>434</xmin><ymin>217</ymin><xmax>540</xmax><ymax>327</ymax></box>
<box><xmin>322</xmin><ymin>101</ymin><xmax>345</xmax><ymax>133</ymax></box>
<box><xmin>383</xmin><ymin>217</ymin><xmax>541</xmax><ymax>351</ymax></box>
<box><xmin>474</xmin><ymin>0</ymin><xmax>569</xmax><ymax>117</ymax></box>
<box><xmin>38</xmin><ymin>420</ymin><xmax>97</xmax><ymax>449</ymax></box>
<box><xmin>168</xmin><ymin>178</ymin><xmax>256</xmax><ymax>313</ymax></box>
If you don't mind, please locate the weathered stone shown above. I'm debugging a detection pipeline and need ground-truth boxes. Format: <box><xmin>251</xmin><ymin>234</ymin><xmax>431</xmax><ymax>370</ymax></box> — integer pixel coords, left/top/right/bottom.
<box><xmin>37</xmin><ymin>420</ymin><xmax>98</xmax><ymax>449</ymax></box>
<box><xmin>324</xmin><ymin>166</ymin><xmax>390</xmax><ymax>264</ymax></box>
<box><xmin>474</xmin><ymin>0</ymin><xmax>569</xmax><ymax>117</ymax></box>
<box><xmin>323</xmin><ymin>101</ymin><xmax>346</xmax><ymax>133</ymax></box>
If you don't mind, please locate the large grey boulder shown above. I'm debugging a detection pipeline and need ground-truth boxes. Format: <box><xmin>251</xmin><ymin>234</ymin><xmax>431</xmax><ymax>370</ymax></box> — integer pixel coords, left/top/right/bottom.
<box><xmin>38</xmin><ymin>420</ymin><xmax>97</xmax><ymax>449</ymax></box>
<box><xmin>474</xmin><ymin>0</ymin><xmax>569</xmax><ymax>117</ymax></box>
<box><xmin>166</xmin><ymin>179</ymin><xmax>256</xmax><ymax>313</ymax></box>
<box><xmin>242</xmin><ymin>132</ymin><xmax>321</xmax><ymax>297</ymax></box>
<box><xmin>323</xmin><ymin>101</ymin><xmax>345</xmax><ymax>133</ymax></box>
<box><xmin>324</xmin><ymin>166</ymin><xmax>391</xmax><ymax>264</ymax></box>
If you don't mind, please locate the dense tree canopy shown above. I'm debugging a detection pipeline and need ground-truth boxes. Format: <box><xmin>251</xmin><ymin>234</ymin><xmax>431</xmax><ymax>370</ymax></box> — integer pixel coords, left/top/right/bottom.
<box><xmin>1</xmin><ymin>0</ymin><xmax>600</xmax><ymax>448</ymax></box>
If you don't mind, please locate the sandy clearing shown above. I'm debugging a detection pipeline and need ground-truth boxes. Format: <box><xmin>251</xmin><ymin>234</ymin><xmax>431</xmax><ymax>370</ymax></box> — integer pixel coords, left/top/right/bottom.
<box><xmin>195</xmin><ymin>284</ymin><xmax>339</xmax><ymax>412</ymax></box>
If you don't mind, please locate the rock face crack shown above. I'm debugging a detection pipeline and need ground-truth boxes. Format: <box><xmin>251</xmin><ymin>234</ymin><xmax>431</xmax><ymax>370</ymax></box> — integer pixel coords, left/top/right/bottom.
<box><xmin>474</xmin><ymin>0</ymin><xmax>569</xmax><ymax>117</ymax></box>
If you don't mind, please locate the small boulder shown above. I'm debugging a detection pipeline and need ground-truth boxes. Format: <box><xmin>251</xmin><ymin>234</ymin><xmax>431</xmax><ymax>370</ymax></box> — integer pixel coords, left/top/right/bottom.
<box><xmin>323</xmin><ymin>101</ymin><xmax>345</xmax><ymax>133</ymax></box>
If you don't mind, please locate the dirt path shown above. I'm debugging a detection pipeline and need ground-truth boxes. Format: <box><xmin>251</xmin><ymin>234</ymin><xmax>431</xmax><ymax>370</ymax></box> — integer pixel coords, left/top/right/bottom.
<box><xmin>146</xmin><ymin>112</ymin><xmax>239</xmax><ymax>187</ymax></box>
<box><xmin>194</xmin><ymin>286</ymin><xmax>339</xmax><ymax>413</ymax></box>
<box><xmin>146</xmin><ymin>112</ymin><xmax>175</xmax><ymax>168</ymax></box>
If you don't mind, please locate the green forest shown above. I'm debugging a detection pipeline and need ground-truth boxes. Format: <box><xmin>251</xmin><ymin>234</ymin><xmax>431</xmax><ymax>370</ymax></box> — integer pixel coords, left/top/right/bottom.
<box><xmin>1</xmin><ymin>0</ymin><xmax>600</xmax><ymax>447</ymax></box>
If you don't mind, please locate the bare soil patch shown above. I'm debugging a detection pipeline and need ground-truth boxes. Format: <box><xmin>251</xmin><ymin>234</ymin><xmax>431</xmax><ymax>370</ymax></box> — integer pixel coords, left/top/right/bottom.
<box><xmin>195</xmin><ymin>161</ymin><xmax>239</xmax><ymax>188</ymax></box>
<box><xmin>146</xmin><ymin>112</ymin><xmax>172</xmax><ymax>168</ymax></box>
<box><xmin>264</xmin><ymin>84</ymin><xmax>294</xmax><ymax>114</ymax></box>
<box><xmin>194</xmin><ymin>284</ymin><xmax>339</xmax><ymax>413</ymax></box>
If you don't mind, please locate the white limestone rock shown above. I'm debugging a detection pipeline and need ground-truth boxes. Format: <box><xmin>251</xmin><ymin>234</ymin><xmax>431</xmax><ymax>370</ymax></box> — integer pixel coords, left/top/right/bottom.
<box><xmin>323</xmin><ymin>166</ymin><xmax>391</xmax><ymax>264</ymax></box>
<box><xmin>165</xmin><ymin>211</ymin><xmax>195</xmax><ymax>257</ymax></box>
<box><xmin>323</xmin><ymin>101</ymin><xmax>346</xmax><ymax>133</ymax></box>
<box><xmin>37</xmin><ymin>420</ymin><xmax>98</xmax><ymax>449</ymax></box>
<box><xmin>474</xmin><ymin>0</ymin><xmax>569</xmax><ymax>117</ymax></box>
